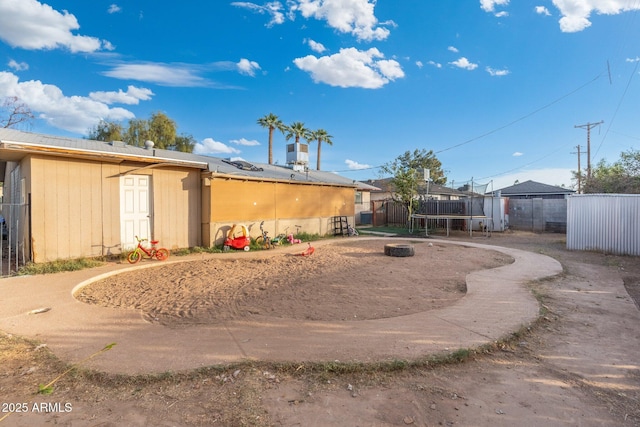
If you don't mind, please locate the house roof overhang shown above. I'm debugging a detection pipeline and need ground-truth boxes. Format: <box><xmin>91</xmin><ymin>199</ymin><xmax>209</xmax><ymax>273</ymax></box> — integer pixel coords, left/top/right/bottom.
<box><xmin>204</xmin><ymin>171</ymin><xmax>357</xmax><ymax>188</ymax></box>
<box><xmin>0</xmin><ymin>140</ymin><xmax>208</xmax><ymax>170</ymax></box>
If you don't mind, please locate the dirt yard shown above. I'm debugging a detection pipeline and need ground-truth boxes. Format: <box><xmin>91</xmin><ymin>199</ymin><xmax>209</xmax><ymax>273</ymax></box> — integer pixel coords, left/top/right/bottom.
<box><xmin>1</xmin><ymin>231</ymin><xmax>639</xmax><ymax>426</ymax></box>
<box><xmin>74</xmin><ymin>240</ymin><xmax>512</xmax><ymax>326</ymax></box>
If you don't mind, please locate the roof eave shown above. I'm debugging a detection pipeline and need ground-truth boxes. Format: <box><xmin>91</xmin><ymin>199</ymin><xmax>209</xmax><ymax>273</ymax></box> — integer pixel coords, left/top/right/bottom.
<box><xmin>205</xmin><ymin>171</ymin><xmax>357</xmax><ymax>188</ymax></box>
<box><xmin>0</xmin><ymin>140</ymin><xmax>208</xmax><ymax>169</ymax></box>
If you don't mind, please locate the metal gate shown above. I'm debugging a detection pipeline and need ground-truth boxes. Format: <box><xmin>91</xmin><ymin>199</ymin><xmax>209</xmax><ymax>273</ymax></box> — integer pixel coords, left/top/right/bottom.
<box><xmin>1</xmin><ymin>202</ymin><xmax>30</xmax><ymax>277</ymax></box>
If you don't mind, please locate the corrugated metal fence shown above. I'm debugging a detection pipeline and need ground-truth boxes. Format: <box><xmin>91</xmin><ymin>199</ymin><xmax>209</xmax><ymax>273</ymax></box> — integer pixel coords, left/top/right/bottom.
<box><xmin>567</xmin><ymin>194</ymin><xmax>640</xmax><ymax>256</ymax></box>
<box><xmin>509</xmin><ymin>198</ymin><xmax>568</xmax><ymax>233</ymax></box>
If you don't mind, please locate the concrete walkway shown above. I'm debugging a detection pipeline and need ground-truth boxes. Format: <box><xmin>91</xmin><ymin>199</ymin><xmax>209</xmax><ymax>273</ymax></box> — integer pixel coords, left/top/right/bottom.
<box><xmin>0</xmin><ymin>238</ymin><xmax>562</xmax><ymax>375</ymax></box>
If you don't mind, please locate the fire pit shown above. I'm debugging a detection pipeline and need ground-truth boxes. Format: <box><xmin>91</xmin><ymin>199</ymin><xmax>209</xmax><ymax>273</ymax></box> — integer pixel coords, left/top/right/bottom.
<box><xmin>384</xmin><ymin>244</ymin><xmax>415</xmax><ymax>257</ymax></box>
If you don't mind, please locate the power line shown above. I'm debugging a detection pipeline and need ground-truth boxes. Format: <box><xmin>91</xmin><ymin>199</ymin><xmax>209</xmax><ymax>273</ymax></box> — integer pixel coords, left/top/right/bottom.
<box><xmin>610</xmin><ymin>130</ymin><xmax>640</xmax><ymax>141</ymax></box>
<box><xmin>433</xmin><ymin>73</ymin><xmax>603</xmax><ymax>155</ymax></box>
<box><xmin>335</xmin><ymin>73</ymin><xmax>604</xmax><ymax>175</ymax></box>
<box><xmin>467</xmin><ymin>143</ymin><xmax>570</xmax><ymax>184</ymax></box>
<box><xmin>593</xmin><ymin>57</ymin><xmax>640</xmax><ymax>160</ymax></box>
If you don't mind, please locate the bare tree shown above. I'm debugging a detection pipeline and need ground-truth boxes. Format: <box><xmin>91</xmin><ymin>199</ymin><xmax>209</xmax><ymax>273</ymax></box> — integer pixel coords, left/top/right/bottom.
<box><xmin>1</xmin><ymin>96</ymin><xmax>34</xmax><ymax>129</ymax></box>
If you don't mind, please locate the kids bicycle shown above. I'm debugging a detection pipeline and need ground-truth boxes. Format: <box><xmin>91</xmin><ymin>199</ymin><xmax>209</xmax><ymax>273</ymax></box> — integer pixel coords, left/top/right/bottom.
<box><xmin>127</xmin><ymin>236</ymin><xmax>170</xmax><ymax>264</ymax></box>
<box><xmin>255</xmin><ymin>221</ymin><xmax>272</xmax><ymax>249</ymax></box>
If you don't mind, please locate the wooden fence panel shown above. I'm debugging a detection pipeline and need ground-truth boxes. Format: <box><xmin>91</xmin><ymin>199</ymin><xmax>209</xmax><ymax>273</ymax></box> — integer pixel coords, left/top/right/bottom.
<box><xmin>371</xmin><ymin>200</ymin><xmax>407</xmax><ymax>227</ymax></box>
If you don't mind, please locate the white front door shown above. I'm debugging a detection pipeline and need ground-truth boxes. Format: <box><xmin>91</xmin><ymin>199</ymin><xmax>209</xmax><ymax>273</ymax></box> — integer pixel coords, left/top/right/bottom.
<box><xmin>120</xmin><ymin>175</ymin><xmax>151</xmax><ymax>250</ymax></box>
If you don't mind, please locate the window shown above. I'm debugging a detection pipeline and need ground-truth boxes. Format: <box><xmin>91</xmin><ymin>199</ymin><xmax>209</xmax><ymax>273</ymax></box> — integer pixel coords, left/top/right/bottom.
<box><xmin>355</xmin><ymin>191</ymin><xmax>363</xmax><ymax>204</ymax></box>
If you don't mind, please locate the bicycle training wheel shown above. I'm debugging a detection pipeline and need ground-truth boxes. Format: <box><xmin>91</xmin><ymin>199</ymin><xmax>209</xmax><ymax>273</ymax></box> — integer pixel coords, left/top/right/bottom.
<box><xmin>155</xmin><ymin>248</ymin><xmax>170</xmax><ymax>261</ymax></box>
<box><xmin>127</xmin><ymin>250</ymin><xmax>141</xmax><ymax>264</ymax></box>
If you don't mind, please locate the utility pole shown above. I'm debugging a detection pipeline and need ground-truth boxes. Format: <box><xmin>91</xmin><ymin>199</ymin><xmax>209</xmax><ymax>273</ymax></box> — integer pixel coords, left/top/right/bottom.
<box><xmin>571</xmin><ymin>145</ymin><xmax>584</xmax><ymax>193</ymax></box>
<box><xmin>574</xmin><ymin>121</ymin><xmax>603</xmax><ymax>179</ymax></box>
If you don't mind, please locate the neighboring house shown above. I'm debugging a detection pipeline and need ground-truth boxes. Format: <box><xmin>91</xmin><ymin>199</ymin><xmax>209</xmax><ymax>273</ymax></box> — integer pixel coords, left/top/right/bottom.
<box><xmin>354</xmin><ymin>181</ymin><xmax>379</xmax><ymax>225</ymax></box>
<box><xmin>496</xmin><ymin>180</ymin><xmax>575</xmax><ymax>199</ymax></box>
<box><xmin>366</xmin><ymin>178</ymin><xmax>467</xmax><ymax>201</ymax></box>
<box><xmin>0</xmin><ymin>128</ymin><xmax>358</xmax><ymax>264</ymax></box>
<box><xmin>495</xmin><ymin>180</ymin><xmax>575</xmax><ymax>233</ymax></box>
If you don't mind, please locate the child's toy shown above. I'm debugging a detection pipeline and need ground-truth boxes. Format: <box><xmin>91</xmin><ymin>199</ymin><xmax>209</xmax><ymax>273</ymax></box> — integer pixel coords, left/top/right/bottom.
<box><xmin>299</xmin><ymin>242</ymin><xmax>315</xmax><ymax>256</ymax></box>
<box><xmin>288</xmin><ymin>234</ymin><xmax>301</xmax><ymax>244</ymax></box>
<box><xmin>223</xmin><ymin>224</ymin><xmax>251</xmax><ymax>252</ymax></box>
<box><xmin>256</xmin><ymin>221</ymin><xmax>272</xmax><ymax>249</ymax></box>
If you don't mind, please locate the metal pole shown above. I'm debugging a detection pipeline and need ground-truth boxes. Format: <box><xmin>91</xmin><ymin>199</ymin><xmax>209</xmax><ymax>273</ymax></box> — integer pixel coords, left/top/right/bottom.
<box><xmin>575</xmin><ymin>121</ymin><xmax>603</xmax><ymax>179</ymax></box>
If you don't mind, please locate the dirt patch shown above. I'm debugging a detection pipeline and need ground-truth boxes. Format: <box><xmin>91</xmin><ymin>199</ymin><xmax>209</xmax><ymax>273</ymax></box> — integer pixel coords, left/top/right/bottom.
<box><xmin>2</xmin><ymin>231</ymin><xmax>639</xmax><ymax>426</ymax></box>
<box><xmin>75</xmin><ymin>240</ymin><xmax>512</xmax><ymax>326</ymax></box>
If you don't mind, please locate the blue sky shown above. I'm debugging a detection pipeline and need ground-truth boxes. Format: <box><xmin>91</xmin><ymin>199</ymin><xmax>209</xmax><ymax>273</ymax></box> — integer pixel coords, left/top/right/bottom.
<box><xmin>1</xmin><ymin>0</ymin><xmax>639</xmax><ymax>190</ymax></box>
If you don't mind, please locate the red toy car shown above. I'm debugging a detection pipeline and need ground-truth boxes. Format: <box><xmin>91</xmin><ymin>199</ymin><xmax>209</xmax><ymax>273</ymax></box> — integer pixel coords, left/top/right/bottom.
<box><xmin>223</xmin><ymin>224</ymin><xmax>251</xmax><ymax>252</ymax></box>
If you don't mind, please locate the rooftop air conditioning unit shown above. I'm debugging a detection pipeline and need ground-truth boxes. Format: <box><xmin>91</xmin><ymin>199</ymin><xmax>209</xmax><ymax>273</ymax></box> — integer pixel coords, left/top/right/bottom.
<box><xmin>286</xmin><ymin>142</ymin><xmax>309</xmax><ymax>172</ymax></box>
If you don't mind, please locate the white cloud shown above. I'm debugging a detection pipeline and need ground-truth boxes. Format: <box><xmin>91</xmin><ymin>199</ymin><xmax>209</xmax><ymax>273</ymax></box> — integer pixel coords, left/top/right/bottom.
<box><xmin>237</xmin><ymin>58</ymin><xmax>261</xmax><ymax>76</ymax></box>
<box><xmin>231</xmin><ymin>138</ymin><xmax>260</xmax><ymax>146</ymax></box>
<box><xmin>102</xmin><ymin>62</ymin><xmax>210</xmax><ymax>87</ymax></box>
<box><xmin>293</xmin><ymin>47</ymin><xmax>404</xmax><ymax>89</ymax></box>
<box><xmin>627</xmin><ymin>57</ymin><xmax>640</xmax><ymax>62</ymax></box>
<box><xmin>0</xmin><ymin>0</ymin><xmax>110</xmax><ymax>53</ymax></box>
<box><xmin>495</xmin><ymin>11</ymin><xmax>509</xmax><ymax>17</ymax></box>
<box><xmin>486</xmin><ymin>66</ymin><xmax>510</xmax><ymax>76</ymax></box>
<box><xmin>102</xmin><ymin>59</ymin><xmax>262</xmax><ymax>86</ymax></box>
<box><xmin>294</xmin><ymin>0</ymin><xmax>391</xmax><ymax>41</ymax></box>
<box><xmin>415</xmin><ymin>61</ymin><xmax>424</xmax><ymax>69</ymax></box>
<box><xmin>447</xmin><ymin>46</ymin><xmax>459</xmax><ymax>53</ymax></box>
<box><xmin>535</xmin><ymin>6</ymin><xmax>551</xmax><ymax>16</ymax></box>
<box><xmin>89</xmin><ymin>85</ymin><xmax>154</xmax><ymax>105</ymax></box>
<box><xmin>108</xmin><ymin>4</ymin><xmax>121</xmax><ymax>14</ymax></box>
<box><xmin>345</xmin><ymin>159</ymin><xmax>371</xmax><ymax>170</ymax></box>
<box><xmin>512</xmin><ymin>152</ymin><xmax>524</xmax><ymax>157</ymax></box>
<box><xmin>307</xmin><ymin>39</ymin><xmax>326</xmax><ymax>53</ymax></box>
<box><xmin>480</xmin><ymin>0</ymin><xmax>509</xmax><ymax>13</ymax></box>
<box><xmin>193</xmin><ymin>138</ymin><xmax>241</xmax><ymax>155</ymax></box>
<box><xmin>8</xmin><ymin>59</ymin><xmax>29</xmax><ymax>71</ymax></box>
<box><xmin>0</xmin><ymin>71</ymin><xmax>136</xmax><ymax>134</ymax></box>
<box><xmin>233</xmin><ymin>1</ymin><xmax>392</xmax><ymax>41</ymax></box>
<box><xmin>428</xmin><ymin>60</ymin><xmax>442</xmax><ymax>68</ymax></box>
<box><xmin>552</xmin><ymin>0</ymin><xmax>640</xmax><ymax>33</ymax></box>
<box><xmin>449</xmin><ymin>57</ymin><xmax>478</xmax><ymax>70</ymax></box>
<box><xmin>231</xmin><ymin>1</ymin><xmax>286</xmax><ymax>27</ymax></box>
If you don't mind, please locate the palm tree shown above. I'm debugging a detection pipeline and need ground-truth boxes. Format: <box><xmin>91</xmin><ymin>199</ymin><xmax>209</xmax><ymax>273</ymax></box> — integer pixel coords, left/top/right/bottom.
<box><xmin>284</xmin><ymin>121</ymin><xmax>311</xmax><ymax>144</ymax></box>
<box><xmin>309</xmin><ymin>129</ymin><xmax>333</xmax><ymax>170</ymax></box>
<box><xmin>257</xmin><ymin>113</ymin><xmax>285</xmax><ymax>164</ymax></box>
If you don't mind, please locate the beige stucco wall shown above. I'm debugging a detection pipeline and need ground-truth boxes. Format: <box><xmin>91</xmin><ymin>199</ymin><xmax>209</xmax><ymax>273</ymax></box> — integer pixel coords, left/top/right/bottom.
<box><xmin>202</xmin><ymin>176</ymin><xmax>355</xmax><ymax>246</ymax></box>
<box><xmin>354</xmin><ymin>190</ymin><xmax>372</xmax><ymax>224</ymax></box>
<box><xmin>28</xmin><ymin>156</ymin><xmax>201</xmax><ymax>262</ymax></box>
<box><xmin>30</xmin><ymin>156</ymin><xmax>112</xmax><ymax>261</ymax></box>
<box><xmin>142</xmin><ymin>166</ymin><xmax>201</xmax><ymax>250</ymax></box>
